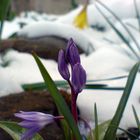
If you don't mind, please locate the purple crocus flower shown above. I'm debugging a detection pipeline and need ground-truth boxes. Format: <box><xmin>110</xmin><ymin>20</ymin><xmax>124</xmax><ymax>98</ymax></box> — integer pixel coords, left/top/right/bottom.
<box><xmin>58</xmin><ymin>50</ymin><xmax>70</xmax><ymax>80</ymax></box>
<box><xmin>65</xmin><ymin>38</ymin><xmax>81</xmax><ymax>67</ymax></box>
<box><xmin>58</xmin><ymin>38</ymin><xmax>86</xmax><ymax>95</ymax></box>
<box><xmin>58</xmin><ymin>38</ymin><xmax>86</xmax><ymax>123</ymax></box>
<box><xmin>15</xmin><ymin>111</ymin><xmax>64</xmax><ymax>140</ymax></box>
<box><xmin>72</xmin><ymin>63</ymin><xmax>86</xmax><ymax>94</ymax></box>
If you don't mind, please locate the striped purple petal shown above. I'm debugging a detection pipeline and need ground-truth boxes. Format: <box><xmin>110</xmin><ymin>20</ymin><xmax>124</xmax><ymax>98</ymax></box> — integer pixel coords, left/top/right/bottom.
<box><xmin>21</xmin><ymin>126</ymin><xmax>40</xmax><ymax>140</ymax></box>
<box><xmin>65</xmin><ymin>38</ymin><xmax>80</xmax><ymax>67</ymax></box>
<box><xmin>14</xmin><ymin>111</ymin><xmax>57</xmax><ymax>140</ymax></box>
<box><xmin>19</xmin><ymin>121</ymin><xmax>38</xmax><ymax>129</ymax></box>
<box><xmin>15</xmin><ymin>111</ymin><xmax>54</xmax><ymax>121</ymax></box>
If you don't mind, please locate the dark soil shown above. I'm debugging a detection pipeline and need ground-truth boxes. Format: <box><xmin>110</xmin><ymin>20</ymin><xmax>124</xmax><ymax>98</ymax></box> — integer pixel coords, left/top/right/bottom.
<box><xmin>0</xmin><ymin>90</ymin><xmax>71</xmax><ymax>140</ymax></box>
<box><xmin>0</xmin><ymin>90</ymin><xmax>138</xmax><ymax>140</ymax></box>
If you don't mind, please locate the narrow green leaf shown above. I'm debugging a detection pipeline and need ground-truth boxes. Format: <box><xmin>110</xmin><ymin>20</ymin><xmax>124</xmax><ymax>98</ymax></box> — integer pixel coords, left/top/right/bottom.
<box><xmin>0</xmin><ymin>121</ymin><xmax>43</xmax><ymax>140</ymax></box>
<box><xmin>95</xmin><ymin>1</ymin><xmax>140</xmax><ymax>60</ymax></box>
<box><xmin>22</xmin><ymin>81</ymin><xmax>68</xmax><ymax>91</ymax></box>
<box><xmin>61</xmin><ymin>120</ymin><xmax>72</xmax><ymax>140</ymax></box>
<box><xmin>88</xmin><ymin>75</ymin><xmax>127</xmax><ymax>82</ymax></box>
<box><xmin>103</xmin><ymin>62</ymin><xmax>140</xmax><ymax>140</ymax></box>
<box><xmin>22</xmin><ymin>81</ymin><xmax>125</xmax><ymax>91</ymax></box>
<box><xmin>96</xmin><ymin>0</ymin><xmax>140</xmax><ymax>52</ymax></box>
<box><xmin>0</xmin><ymin>0</ymin><xmax>11</xmax><ymax>39</ymax></box>
<box><xmin>94</xmin><ymin>103</ymin><xmax>99</xmax><ymax>140</ymax></box>
<box><xmin>22</xmin><ymin>75</ymin><xmax>127</xmax><ymax>91</ymax></box>
<box><xmin>90</xmin><ymin>120</ymin><xmax>111</xmax><ymax>140</ymax></box>
<box><xmin>133</xmin><ymin>0</ymin><xmax>140</xmax><ymax>32</ymax></box>
<box><xmin>33</xmin><ymin>53</ymin><xmax>82</xmax><ymax>140</ymax></box>
<box><xmin>22</xmin><ymin>82</ymin><xmax>124</xmax><ymax>91</ymax></box>
<box><xmin>126</xmin><ymin>23</ymin><xmax>139</xmax><ymax>32</ymax></box>
<box><xmin>117</xmin><ymin>126</ymin><xmax>139</xmax><ymax>139</ymax></box>
<box><xmin>132</xmin><ymin>105</ymin><xmax>140</xmax><ymax>132</ymax></box>
<box><xmin>0</xmin><ymin>0</ymin><xmax>11</xmax><ymax>20</ymax></box>
<box><xmin>22</xmin><ymin>82</ymin><xmax>108</xmax><ymax>91</ymax></box>
<box><xmin>85</xmin><ymin>85</ymin><xmax>124</xmax><ymax>90</ymax></box>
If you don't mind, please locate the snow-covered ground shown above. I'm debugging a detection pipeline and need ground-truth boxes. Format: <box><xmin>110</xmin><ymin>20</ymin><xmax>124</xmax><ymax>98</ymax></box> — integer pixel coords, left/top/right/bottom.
<box><xmin>1</xmin><ymin>0</ymin><xmax>140</xmax><ymax>134</ymax></box>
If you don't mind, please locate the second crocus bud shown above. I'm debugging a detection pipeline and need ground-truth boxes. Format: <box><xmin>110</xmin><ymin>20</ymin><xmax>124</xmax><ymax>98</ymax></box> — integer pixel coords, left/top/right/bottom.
<box><xmin>58</xmin><ymin>50</ymin><xmax>70</xmax><ymax>80</ymax></box>
<box><xmin>65</xmin><ymin>38</ymin><xmax>81</xmax><ymax>67</ymax></box>
<box><xmin>71</xmin><ymin>63</ymin><xmax>86</xmax><ymax>94</ymax></box>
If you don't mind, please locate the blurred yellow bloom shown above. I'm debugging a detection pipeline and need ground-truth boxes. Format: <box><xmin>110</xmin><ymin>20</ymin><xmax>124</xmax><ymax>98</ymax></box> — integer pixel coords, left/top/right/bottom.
<box><xmin>73</xmin><ymin>2</ymin><xmax>88</xmax><ymax>29</ymax></box>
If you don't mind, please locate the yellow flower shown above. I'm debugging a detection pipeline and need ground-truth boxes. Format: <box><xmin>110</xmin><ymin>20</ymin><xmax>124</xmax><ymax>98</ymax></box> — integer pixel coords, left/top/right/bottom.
<box><xmin>73</xmin><ymin>2</ymin><xmax>89</xmax><ymax>29</ymax></box>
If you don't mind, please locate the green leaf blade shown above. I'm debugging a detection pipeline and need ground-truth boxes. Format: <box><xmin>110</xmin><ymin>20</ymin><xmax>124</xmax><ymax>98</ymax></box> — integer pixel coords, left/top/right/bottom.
<box><xmin>0</xmin><ymin>0</ymin><xmax>11</xmax><ymax>39</ymax></box>
<box><xmin>103</xmin><ymin>62</ymin><xmax>140</xmax><ymax>140</ymax></box>
<box><xmin>94</xmin><ymin>103</ymin><xmax>99</xmax><ymax>140</ymax></box>
<box><xmin>0</xmin><ymin>0</ymin><xmax>11</xmax><ymax>20</ymax></box>
<box><xmin>0</xmin><ymin>121</ymin><xmax>43</xmax><ymax>140</ymax></box>
<box><xmin>33</xmin><ymin>53</ymin><xmax>82</xmax><ymax>140</ymax></box>
<box><xmin>132</xmin><ymin>105</ymin><xmax>140</xmax><ymax>132</ymax></box>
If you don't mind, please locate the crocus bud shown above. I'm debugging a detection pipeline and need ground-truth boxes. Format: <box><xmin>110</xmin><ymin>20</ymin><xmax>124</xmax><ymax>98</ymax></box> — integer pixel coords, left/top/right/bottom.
<box><xmin>71</xmin><ymin>63</ymin><xmax>86</xmax><ymax>94</ymax></box>
<box><xmin>58</xmin><ymin>49</ymin><xmax>70</xmax><ymax>80</ymax></box>
<box><xmin>65</xmin><ymin>38</ymin><xmax>80</xmax><ymax>67</ymax></box>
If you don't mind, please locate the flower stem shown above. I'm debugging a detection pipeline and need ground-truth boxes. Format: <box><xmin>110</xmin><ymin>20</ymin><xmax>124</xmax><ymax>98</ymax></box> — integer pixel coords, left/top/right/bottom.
<box><xmin>68</xmin><ymin>80</ymin><xmax>78</xmax><ymax>123</ymax></box>
<box><xmin>54</xmin><ymin>115</ymin><xmax>64</xmax><ymax>120</ymax></box>
<box><xmin>71</xmin><ymin>93</ymin><xmax>78</xmax><ymax>123</ymax></box>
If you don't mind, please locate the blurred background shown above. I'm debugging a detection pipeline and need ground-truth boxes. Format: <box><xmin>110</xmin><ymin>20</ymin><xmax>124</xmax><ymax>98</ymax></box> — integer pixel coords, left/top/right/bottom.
<box><xmin>11</xmin><ymin>0</ymin><xmax>85</xmax><ymax>14</ymax></box>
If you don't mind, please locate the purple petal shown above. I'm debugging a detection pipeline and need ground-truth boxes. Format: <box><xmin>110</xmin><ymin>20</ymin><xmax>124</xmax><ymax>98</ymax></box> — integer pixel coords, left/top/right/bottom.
<box><xmin>15</xmin><ymin>111</ymin><xmax>54</xmax><ymax>121</ymax></box>
<box><xmin>14</xmin><ymin>113</ymin><xmax>39</xmax><ymax>121</ymax></box>
<box><xmin>19</xmin><ymin>121</ymin><xmax>39</xmax><ymax>129</ymax></box>
<box><xmin>19</xmin><ymin>111</ymin><xmax>41</xmax><ymax>114</ymax></box>
<box><xmin>21</xmin><ymin>126</ymin><xmax>40</xmax><ymax>140</ymax></box>
<box><xmin>65</xmin><ymin>38</ymin><xmax>80</xmax><ymax>67</ymax></box>
<box><xmin>58</xmin><ymin>49</ymin><xmax>70</xmax><ymax>80</ymax></box>
<box><xmin>72</xmin><ymin>63</ymin><xmax>86</xmax><ymax>94</ymax></box>
<box><xmin>14</xmin><ymin>111</ymin><xmax>63</xmax><ymax>140</ymax></box>
<box><xmin>19</xmin><ymin>118</ymin><xmax>54</xmax><ymax>129</ymax></box>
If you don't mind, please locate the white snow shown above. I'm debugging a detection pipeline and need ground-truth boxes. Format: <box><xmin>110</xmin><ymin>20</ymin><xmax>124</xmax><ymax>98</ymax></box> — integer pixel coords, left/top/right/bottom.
<box><xmin>0</xmin><ymin>50</ymin><xmax>62</xmax><ymax>95</ymax></box>
<box><xmin>77</xmin><ymin>73</ymin><xmax>140</xmax><ymax>132</ymax></box>
<box><xmin>2</xmin><ymin>21</ymin><xmax>20</xmax><ymax>39</ymax></box>
<box><xmin>17</xmin><ymin>21</ymin><xmax>95</xmax><ymax>54</ymax></box>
